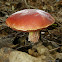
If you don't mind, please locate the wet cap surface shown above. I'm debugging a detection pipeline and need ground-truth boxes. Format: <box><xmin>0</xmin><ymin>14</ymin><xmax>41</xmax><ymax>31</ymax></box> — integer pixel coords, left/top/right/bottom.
<box><xmin>6</xmin><ymin>9</ymin><xmax>55</xmax><ymax>31</ymax></box>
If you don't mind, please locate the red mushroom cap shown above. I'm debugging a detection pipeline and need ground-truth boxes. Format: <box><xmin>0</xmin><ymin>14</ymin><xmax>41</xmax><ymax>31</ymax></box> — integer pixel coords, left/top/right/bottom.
<box><xmin>6</xmin><ymin>9</ymin><xmax>55</xmax><ymax>31</ymax></box>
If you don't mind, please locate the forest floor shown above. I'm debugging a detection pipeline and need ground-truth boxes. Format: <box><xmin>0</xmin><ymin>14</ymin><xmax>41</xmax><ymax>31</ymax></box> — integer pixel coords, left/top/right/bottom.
<box><xmin>0</xmin><ymin>0</ymin><xmax>62</xmax><ymax>62</ymax></box>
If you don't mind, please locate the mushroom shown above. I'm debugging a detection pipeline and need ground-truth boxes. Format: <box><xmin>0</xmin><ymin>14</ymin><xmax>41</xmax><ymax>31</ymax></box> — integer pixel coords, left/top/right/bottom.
<box><xmin>6</xmin><ymin>9</ymin><xmax>55</xmax><ymax>43</ymax></box>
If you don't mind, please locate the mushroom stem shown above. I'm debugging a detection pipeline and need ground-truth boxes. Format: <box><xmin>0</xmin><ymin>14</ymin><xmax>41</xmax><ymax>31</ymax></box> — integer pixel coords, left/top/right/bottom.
<box><xmin>28</xmin><ymin>31</ymin><xmax>40</xmax><ymax>43</ymax></box>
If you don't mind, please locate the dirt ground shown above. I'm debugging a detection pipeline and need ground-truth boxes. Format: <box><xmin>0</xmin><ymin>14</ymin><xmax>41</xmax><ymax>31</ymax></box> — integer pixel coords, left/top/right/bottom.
<box><xmin>0</xmin><ymin>0</ymin><xmax>62</xmax><ymax>62</ymax></box>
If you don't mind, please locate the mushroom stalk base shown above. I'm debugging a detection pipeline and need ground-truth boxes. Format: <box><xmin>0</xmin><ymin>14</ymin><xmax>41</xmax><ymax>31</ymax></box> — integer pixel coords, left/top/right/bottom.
<box><xmin>28</xmin><ymin>31</ymin><xmax>40</xmax><ymax>43</ymax></box>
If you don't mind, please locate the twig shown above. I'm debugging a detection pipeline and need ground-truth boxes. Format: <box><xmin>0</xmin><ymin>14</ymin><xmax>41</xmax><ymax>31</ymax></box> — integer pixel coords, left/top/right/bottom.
<box><xmin>23</xmin><ymin>0</ymin><xmax>37</xmax><ymax>9</ymax></box>
<box><xmin>24</xmin><ymin>0</ymin><xmax>30</xmax><ymax>8</ymax></box>
<box><xmin>49</xmin><ymin>47</ymin><xmax>60</xmax><ymax>52</ymax></box>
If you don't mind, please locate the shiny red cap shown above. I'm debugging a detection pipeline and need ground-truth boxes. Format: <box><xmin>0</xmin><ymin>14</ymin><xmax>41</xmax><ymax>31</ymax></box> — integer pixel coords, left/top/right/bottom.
<box><xmin>6</xmin><ymin>9</ymin><xmax>55</xmax><ymax>31</ymax></box>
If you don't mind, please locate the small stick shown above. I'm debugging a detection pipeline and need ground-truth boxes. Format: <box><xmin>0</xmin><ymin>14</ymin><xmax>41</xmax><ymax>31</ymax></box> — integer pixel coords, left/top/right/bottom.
<box><xmin>49</xmin><ymin>47</ymin><xmax>60</xmax><ymax>52</ymax></box>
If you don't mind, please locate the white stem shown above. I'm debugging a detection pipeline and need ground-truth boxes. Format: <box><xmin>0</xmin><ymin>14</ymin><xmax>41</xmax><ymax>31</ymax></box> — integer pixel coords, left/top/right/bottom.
<box><xmin>28</xmin><ymin>31</ymin><xmax>40</xmax><ymax>43</ymax></box>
